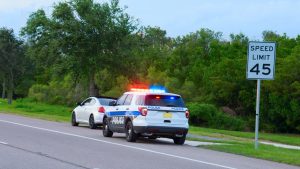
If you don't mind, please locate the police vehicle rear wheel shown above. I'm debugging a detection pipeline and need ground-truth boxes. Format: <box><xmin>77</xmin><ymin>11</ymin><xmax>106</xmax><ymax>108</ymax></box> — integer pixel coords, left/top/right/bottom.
<box><xmin>103</xmin><ymin>118</ymin><xmax>113</xmax><ymax>137</ymax></box>
<box><xmin>148</xmin><ymin>136</ymin><xmax>158</xmax><ymax>140</ymax></box>
<box><xmin>71</xmin><ymin>112</ymin><xmax>79</xmax><ymax>126</ymax></box>
<box><xmin>173</xmin><ymin>135</ymin><xmax>186</xmax><ymax>145</ymax></box>
<box><xmin>89</xmin><ymin>115</ymin><xmax>97</xmax><ymax>129</ymax></box>
<box><xmin>126</xmin><ymin>121</ymin><xmax>137</xmax><ymax>142</ymax></box>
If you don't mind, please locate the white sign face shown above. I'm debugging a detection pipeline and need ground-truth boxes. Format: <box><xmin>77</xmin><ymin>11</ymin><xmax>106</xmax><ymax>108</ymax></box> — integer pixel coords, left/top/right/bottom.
<box><xmin>247</xmin><ymin>42</ymin><xmax>276</xmax><ymax>80</ymax></box>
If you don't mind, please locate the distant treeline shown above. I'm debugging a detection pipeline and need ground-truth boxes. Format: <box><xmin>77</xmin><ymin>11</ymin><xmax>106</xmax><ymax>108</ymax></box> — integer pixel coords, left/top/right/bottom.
<box><xmin>0</xmin><ymin>0</ymin><xmax>299</xmax><ymax>133</ymax></box>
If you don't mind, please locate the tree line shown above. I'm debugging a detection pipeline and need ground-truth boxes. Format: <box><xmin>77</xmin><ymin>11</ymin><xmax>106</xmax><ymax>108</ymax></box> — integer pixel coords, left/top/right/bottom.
<box><xmin>0</xmin><ymin>0</ymin><xmax>299</xmax><ymax>133</ymax></box>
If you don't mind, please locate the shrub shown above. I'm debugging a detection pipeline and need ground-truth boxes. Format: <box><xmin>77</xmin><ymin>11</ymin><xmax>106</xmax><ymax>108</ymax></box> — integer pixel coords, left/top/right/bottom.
<box><xmin>187</xmin><ymin>103</ymin><xmax>218</xmax><ymax>125</ymax></box>
<box><xmin>187</xmin><ymin>102</ymin><xmax>246</xmax><ymax>131</ymax></box>
<box><xmin>28</xmin><ymin>84</ymin><xmax>50</xmax><ymax>102</ymax></box>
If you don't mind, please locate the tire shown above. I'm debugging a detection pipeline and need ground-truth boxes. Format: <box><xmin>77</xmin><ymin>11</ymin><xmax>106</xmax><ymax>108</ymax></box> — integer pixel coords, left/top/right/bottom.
<box><xmin>125</xmin><ymin>121</ymin><xmax>137</xmax><ymax>142</ymax></box>
<box><xmin>89</xmin><ymin>114</ymin><xmax>97</xmax><ymax>129</ymax></box>
<box><xmin>71</xmin><ymin>112</ymin><xmax>79</xmax><ymax>126</ymax></box>
<box><xmin>173</xmin><ymin>135</ymin><xmax>186</xmax><ymax>145</ymax></box>
<box><xmin>148</xmin><ymin>136</ymin><xmax>158</xmax><ymax>140</ymax></box>
<box><xmin>103</xmin><ymin>118</ymin><xmax>113</xmax><ymax>137</ymax></box>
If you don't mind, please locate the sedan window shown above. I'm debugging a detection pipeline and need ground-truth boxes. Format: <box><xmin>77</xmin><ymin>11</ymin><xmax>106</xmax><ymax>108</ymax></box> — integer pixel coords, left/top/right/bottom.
<box><xmin>98</xmin><ymin>98</ymin><xmax>116</xmax><ymax>106</ymax></box>
<box><xmin>90</xmin><ymin>99</ymin><xmax>96</xmax><ymax>105</ymax></box>
<box><xmin>82</xmin><ymin>99</ymin><xmax>92</xmax><ymax>106</ymax></box>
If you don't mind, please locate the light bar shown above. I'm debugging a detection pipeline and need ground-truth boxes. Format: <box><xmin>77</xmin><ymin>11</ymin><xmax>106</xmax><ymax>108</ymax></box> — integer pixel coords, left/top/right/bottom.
<box><xmin>149</xmin><ymin>89</ymin><xmax>166</xmax><ymax>93</ymax></box>
<box><xmin>130</xmin><ymin>88</ymin><xmax>149</xmax><ymax>92</ymax></box>
<box><xmin>149</xmin><ymin>85</ymin><xmax>167</xmax><ymax>93</ymax></box>
<box><xmin>130</xmin><ymin>85</ymin><xmax>167</xmax><ymax>93</ymax></box>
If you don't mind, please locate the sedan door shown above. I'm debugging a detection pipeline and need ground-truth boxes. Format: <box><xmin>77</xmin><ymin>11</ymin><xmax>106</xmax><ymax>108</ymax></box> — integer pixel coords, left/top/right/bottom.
<box><xmin>77</xmin><ymin>98</ymin><xmax>92</xmax><ymax>122</ymax></box>
<box><xmin>82</xmin><ymin>98</ymin><xmax>97</xmax><ymax>123</ymax></box>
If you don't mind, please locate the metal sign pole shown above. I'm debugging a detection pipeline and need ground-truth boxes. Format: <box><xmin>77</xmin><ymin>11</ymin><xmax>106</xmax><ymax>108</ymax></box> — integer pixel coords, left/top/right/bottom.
<box><xmin>255</xmin><ymin>79</ymin><xmax>261</xmax><ymax>149</ymax></box>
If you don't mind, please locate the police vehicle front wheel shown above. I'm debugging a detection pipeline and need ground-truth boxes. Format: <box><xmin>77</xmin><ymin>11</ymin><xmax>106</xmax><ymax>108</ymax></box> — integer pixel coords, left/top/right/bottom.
<box><xmin>173</xmin><ymin>135</ymin><xmax>186</xmax><ymax>145</ymax></box>
<box><xmin>125</xmin><ymin>121</ymin><xmax>137</xmax><ymax>142</ymax></box>
<box><xmin>103</xmin><ymin>118</ymin><xmax>113</xmax><ymax>137</ymax></box>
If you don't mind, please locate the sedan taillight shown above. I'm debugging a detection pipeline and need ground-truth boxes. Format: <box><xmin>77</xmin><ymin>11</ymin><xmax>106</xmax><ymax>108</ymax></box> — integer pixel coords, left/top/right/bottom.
<box><xmin>98</xmin><ymin>106</ymin><xmax>105</xmax><ymax>113</ymax></box>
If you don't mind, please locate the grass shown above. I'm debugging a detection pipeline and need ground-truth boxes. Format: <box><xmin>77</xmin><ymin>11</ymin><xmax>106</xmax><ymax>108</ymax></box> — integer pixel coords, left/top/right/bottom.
<box><xmin>0</xmin><ymin>98</ymin><xmax>299</xmax><ymax>166</ymax></box>
<box><xmin>188</xmin><ymin>126</ymin><xmax>300</xmax><ymax>166</ymax></box>
<box><xmin>201</xmin><ymin>142</ymin><xmax>300</xmax><ymax>166</ymax></box>
<box><xmin>0</xmin><ymin>98</ymin><xmax>72</xmax><ymax>122</ymax></box>
<box><xmin>189</xmin><ymin>126</ymin><xmax>300</xmax><ymax>146</ymax></box>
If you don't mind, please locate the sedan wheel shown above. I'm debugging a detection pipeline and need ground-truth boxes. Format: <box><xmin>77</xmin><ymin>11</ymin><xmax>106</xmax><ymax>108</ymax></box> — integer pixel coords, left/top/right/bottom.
<box><xmin>71</xmin><ymin>112</ymin><xmax>79</xmax><ymax>126</ymax></box>
<box><xmin>89</xmin><ymin>115</ymin><xmax>97</xmax><ymax>129</ymax></box>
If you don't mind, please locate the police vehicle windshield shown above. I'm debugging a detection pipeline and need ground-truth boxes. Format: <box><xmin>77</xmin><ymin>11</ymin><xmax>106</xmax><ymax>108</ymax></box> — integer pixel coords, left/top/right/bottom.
<box><xmin>143</xmin><ymin>95</ymin><xmax>185</xmax><ymax>107</ymax></box>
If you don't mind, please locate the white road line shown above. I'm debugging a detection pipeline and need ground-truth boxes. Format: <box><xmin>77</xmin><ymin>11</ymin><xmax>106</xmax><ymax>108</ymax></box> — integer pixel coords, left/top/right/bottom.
<box><xmin>0</xmin><ymin>119</ymin><xmax>236</xmax><ymax>169</ymax></box>
<box><xmin>0</xmin><ymin>141</ymin><xmax>8</xmax><ymax>145</ymax></box>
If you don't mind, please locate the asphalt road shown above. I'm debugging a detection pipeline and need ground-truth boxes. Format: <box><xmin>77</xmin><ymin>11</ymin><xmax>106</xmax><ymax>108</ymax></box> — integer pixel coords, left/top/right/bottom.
<box><xmin>0</xmin><ymin>113</ymin><xmax>299</xmax><ymax>169</ymax></box>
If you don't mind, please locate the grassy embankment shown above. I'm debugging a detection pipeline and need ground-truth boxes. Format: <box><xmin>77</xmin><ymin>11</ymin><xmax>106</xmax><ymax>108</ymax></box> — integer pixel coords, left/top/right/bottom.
<box><xmin>0</xmin><ymin>98</ymin><xmax>299</xmax><ymax>166</ymax></box>
<box><xmin>0</xmin><ymin>98</ymin><xmax>72</xmax><ymax>122</ymax></box>
<box><xmin>188</xmin><ymin>126</ymin><xmax>300</xmax><ymax>166</ymax></box>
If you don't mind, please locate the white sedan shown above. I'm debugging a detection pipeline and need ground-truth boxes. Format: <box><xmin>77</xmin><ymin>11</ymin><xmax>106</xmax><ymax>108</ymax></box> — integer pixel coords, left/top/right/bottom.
<box><xmin>71</xmin><ymin>97</ymin><xmax>116</xmax><ymax>129</ymax></box>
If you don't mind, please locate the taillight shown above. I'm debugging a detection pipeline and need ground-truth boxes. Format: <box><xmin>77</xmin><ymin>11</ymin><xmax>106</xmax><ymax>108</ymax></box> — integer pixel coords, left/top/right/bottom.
<box><xmin>98</xmin><ymin>106</ymin><xmax>105</xmax><ymax>113</ymax></box>
<box><xmin>138</xmin><ymin>107</ymin><xmax>148</xmax><ymax>116</ymax></box>
<box><xmin>185</xmin><ymin>110</ymin><xmax>190</xmax><ymax>119</ymax></box>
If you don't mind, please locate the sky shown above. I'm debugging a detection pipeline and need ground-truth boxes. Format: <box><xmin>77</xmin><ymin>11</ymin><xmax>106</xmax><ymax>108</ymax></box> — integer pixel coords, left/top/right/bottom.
<box><xmin>0</xmin><ymin>0</ymin><xmax>300</xmax><ymax>40</ymax></box>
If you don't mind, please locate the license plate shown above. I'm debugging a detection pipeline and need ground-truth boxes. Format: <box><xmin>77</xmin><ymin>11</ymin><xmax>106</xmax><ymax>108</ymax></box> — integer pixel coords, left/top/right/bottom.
<box><xmin>163</xmin><ymin>112</ymin><xmax>172</xmax><ymax>118</ymax></box>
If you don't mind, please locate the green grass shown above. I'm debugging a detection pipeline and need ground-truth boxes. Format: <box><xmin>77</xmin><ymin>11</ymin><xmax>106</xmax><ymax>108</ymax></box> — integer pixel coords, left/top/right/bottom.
<box><xmin>188</xmin><ymin>126</ymin><xmax>300</xmax><ymax>166</ymax></box>
<box><xmin>201</xmin><ymin>142</ymin><xmax>300</xmax><ymax>166</ymax></box>
<box><xmin>189</xmin><ymin>126</ymin><xmax>300</xmax><ymax>146</ymax></box>
<box><xmin>0</xmin><ymin>98</ymin><xmax>72</xmax><ymax>122</ymax></box>
<box><xmin>1</xmin><ymin>98</ymin><xmax>299</xmax><ymax>166</ymax></box>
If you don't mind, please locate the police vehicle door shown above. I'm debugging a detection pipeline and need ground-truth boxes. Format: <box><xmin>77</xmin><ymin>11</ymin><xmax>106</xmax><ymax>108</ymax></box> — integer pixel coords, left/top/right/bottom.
<box><xmin>110</xmin><ymin>94</ymin><xmax>127</xmax><ymax>131</ymax></box>
<box><xmin>122</xmin><ymin>94</ymin><xmax>133</xmax><ymax>130</ymax></box>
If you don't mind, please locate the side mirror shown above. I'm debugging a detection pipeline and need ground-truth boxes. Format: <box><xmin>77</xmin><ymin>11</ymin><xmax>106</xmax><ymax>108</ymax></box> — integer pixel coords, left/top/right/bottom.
<box><xmin>109</xmin><ymin>100</ymin><xmax>116</xmax><ymax>106</ymax></box>
<box><xmin>77</xmin><ymin>102</ymin><xmax>82</xmax><ymax>106</ymax></box>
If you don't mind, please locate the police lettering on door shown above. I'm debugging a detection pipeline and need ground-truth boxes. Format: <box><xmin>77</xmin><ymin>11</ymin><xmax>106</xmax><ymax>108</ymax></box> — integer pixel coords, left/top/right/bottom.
<box><xmin>247</xmin><ymin>42</ymin><xmax>276</xmax><ymax>80</ymax></box>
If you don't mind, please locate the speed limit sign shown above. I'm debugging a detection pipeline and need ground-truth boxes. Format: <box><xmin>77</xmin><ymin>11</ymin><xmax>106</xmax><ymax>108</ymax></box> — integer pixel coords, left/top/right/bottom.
<box><xmin>247</xmin><ymin>41</ymin><xmax>276</xmax><ymax>149</ymax></box>
<box><xmin>247</xmin><ymin>42</ymin><xmax>276</xmax><ymax>80</ymax></box>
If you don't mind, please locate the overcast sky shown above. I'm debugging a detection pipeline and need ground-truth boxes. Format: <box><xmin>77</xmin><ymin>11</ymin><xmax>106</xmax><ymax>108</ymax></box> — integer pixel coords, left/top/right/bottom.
<box><xmin>0</xmin><ymin>0</ymin><xmax>299</xmax><ymax>40</ymax></box>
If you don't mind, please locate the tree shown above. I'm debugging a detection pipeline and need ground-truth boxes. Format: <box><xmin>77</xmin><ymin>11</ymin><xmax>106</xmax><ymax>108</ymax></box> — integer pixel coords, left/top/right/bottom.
<box><xmin>0</xmin><ymin>72</ymin><xmax>5</xmax><ymax>99</ymax></box>
<box><xmin>22</xmin><ymin>0</ymin><xmax>136</xmax><ymax>96</ymax></box>
<box><xmin>0</xmin><ymin>28</ymin><xmax>25</xmax><ymax>104</ymax></box>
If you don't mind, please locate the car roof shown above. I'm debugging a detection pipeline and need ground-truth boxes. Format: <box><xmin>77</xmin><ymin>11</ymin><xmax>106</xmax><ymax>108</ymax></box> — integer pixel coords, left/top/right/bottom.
<box><xmin>89</xmin><ymin>96</ymin><xmax>117</xmax><ymax>100</ymax></box>
<box><xmin>97</xmin><ymin>96</ymin><xmax>117</xmax><ymax>100</ymax></box>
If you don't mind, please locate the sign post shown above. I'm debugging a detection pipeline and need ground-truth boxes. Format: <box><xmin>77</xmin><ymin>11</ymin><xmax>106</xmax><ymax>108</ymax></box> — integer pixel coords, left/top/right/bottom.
<box><xmin>254</xmin><ymin>79</ymin><xmax>261</xmax><ymax>149</ymax></box>
<box><xmin>247</xmin><ymin>41</ymin><xmax>276</xmax><ymax>149</ymax></box>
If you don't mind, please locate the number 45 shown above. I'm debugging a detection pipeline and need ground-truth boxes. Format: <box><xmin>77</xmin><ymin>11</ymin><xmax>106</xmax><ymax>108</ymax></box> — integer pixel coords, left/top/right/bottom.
<box><xmin>250</xmin><ymin>64</ymin><xmax>271</xmax><ymax>75</ymax></box>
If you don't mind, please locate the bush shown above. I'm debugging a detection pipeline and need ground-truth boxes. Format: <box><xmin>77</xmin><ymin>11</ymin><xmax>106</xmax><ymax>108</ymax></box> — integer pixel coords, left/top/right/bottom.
<box><xmin>187</xmin><ymin>103</ymin><xmax>218</xmax><ymax>125</ymax></box>
<box><xmin>27</xmin><ymin>75</ymin><xmax>88</xmax><ymax>106</ymax></box>
<box><xmin>187</xmin><ymin>102</ymin><xmax>245</xmax><ymax>131</ymax></box>
<box><xmin>28</xmin><ymin>84</ymin><xmax>50</xmax><ymax>102</ymax></box>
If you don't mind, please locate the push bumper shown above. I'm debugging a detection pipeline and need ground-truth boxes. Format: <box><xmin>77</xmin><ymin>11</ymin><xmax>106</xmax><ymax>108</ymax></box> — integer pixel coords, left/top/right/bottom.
<box><xmin>134</xmin><ymin>126</ymin><xmax>188</xmax><ymax>137</ymax></box>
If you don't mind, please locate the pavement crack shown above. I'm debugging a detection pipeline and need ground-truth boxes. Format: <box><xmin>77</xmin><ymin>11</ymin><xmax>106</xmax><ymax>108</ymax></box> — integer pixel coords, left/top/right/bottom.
<box><xmin>2</xmin><ymin>143</ymin><xmax>91</xmax><ymax>169</ymax></box>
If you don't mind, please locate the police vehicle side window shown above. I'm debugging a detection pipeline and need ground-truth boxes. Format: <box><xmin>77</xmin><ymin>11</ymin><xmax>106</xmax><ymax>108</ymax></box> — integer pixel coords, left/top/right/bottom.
<box><xmin>123</xmin><ymin>94</ymin><xmax>133</xmax><ymax>105</ymax></box>
<box><xmin>117</xmin><ymin>94</ymin><xmax>127</xmax><ymax>105</ymax></box>
<box><xmin>135</xmin><ymin>95</ymin><xmax>145</xmax><ymax>105</ymax></box>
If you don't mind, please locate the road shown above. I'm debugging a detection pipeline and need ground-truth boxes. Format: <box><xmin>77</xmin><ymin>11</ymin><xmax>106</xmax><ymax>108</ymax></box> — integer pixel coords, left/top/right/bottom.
<box><xmin>0</xmin><ymin>113</ymin><xmax>298</xmax><ymax>169</ymax></box>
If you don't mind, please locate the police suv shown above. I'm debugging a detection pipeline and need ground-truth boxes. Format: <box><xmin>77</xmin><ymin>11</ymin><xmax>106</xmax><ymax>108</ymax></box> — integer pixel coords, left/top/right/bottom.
<box><xmin>102</xmin><ymin>88</ymin><xmax>189</xmax><ymax>145</ymax></box>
